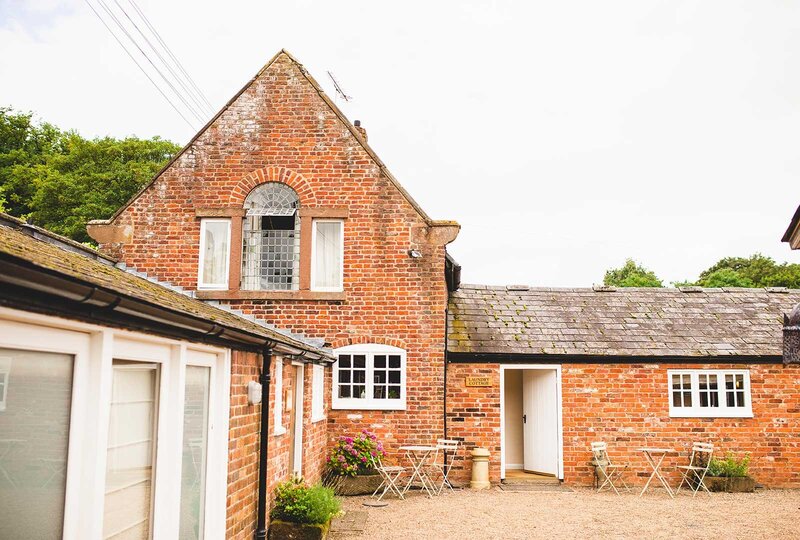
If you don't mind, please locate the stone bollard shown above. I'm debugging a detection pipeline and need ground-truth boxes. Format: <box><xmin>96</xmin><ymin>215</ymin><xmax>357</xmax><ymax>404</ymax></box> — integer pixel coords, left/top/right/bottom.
<box><xmin>470</xmin><ymin>447</ymin><xmax>491</xmax><ymax>489</ymax></box>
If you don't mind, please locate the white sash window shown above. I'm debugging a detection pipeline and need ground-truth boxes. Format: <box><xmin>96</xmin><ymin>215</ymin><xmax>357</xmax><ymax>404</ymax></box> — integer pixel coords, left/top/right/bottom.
<box><xmin>667</xmin><ymin>369</ymin><xmax>752</xmax><ymax>418</ymax></box>
<box><xmin>311</xmin><ymin>220</ymin><xmax>343</xmax><ymax>292</ymax></box>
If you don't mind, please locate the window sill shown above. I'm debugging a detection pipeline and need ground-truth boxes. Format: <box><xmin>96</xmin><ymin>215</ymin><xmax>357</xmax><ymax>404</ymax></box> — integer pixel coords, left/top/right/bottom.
<box><xmin>669</xmin><ymin>409</ymin><xmax>753</xmax><ymax>419</ymax></box>
<box><xmin>332</xmin><ymin>400</ymin><xmax>406</xmax><ymax>411</ymax></box>
<box><xmin>196</xmin><ymin>290</ymin><xmax>346</xmax><ymax>301</ymax></box>
<box><xmin>311</xmin><ymin>415</ymin><xmax>326</xmax><ymax>423</ymax></box>
<box><xmin>273</xmin><ymin>426</ymin><xmax>287</xmax><ymax>436</ymax></box>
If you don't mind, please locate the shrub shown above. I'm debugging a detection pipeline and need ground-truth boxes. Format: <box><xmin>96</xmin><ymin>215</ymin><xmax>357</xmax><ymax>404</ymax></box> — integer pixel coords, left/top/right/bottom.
<box><xmin>270</xmin><ymin>477</ymin><xmax>341</xmax><ymax>525</ymax></box>
<box><xmin>326</xmin><ymin>430</ymin><xmax>384</xmax><ymax>477</ymax></box>
<box><xmin>708</xmin><ymin>453</ymin><xmax>750</xmax><ymax>478</ymax></box>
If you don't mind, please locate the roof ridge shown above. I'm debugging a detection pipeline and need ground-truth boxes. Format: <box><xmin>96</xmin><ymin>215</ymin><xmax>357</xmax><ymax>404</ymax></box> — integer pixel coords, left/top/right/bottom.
<box><xmin>98</xmin><ymin>49</ymin><xmax>454</xmax><ymax>229</ymax></box>
<box><xmin>456</xmin><ymin>283</ymin><xmax>800</xmax><ymax>293</ymax></box>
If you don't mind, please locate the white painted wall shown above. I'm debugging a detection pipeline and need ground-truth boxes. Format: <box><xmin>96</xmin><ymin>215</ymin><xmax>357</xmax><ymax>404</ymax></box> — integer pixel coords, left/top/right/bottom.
<box><xmin>503</xmin><ymin>369</ymin><xmax>523</xmax><ymax>468</ymax></box>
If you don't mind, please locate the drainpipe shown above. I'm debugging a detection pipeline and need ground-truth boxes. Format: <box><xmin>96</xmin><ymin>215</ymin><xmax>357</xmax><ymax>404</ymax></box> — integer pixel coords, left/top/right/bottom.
<box><xmin>255</xmin><ymin>345</ymin><xmax>273</xmax><ymax>540</ymax></box>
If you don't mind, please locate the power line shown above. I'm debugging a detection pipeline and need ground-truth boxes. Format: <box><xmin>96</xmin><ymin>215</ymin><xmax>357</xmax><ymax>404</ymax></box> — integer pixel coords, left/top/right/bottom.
<box><xmin>124</xmin><ymin>0</ymin><xmax>214</xmax><ymax>112</ymax></box>
<box><xmin>93</xmin><ymin>0</ymin><xmax>207</xmax><ymax>123</ymax></box>
<box><xmin>111</xmin><ymin>0</ymin><xmax>213</xmax><ymax>117</ymax></box>
<box><xmin>83</xmin><ymin>0</ymin><xmax>198</xmax><ymax>130</ymax></box>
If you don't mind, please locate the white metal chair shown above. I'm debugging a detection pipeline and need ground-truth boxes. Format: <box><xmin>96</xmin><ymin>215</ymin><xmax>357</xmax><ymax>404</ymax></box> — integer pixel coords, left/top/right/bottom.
<box><xmin>590</xmin><ymin>442</ymin><xmax>630</xmax><ymax>495</ymax></box>
<box><xmin>370</xmin><ymin>454</ymin><xmax>406</xmax><ymax>501</ymax></box>
<box><xmin>676</xmin><ymin>442</ymin><xmax>714</xmax><ymax>496</ymax></box>
<box><xmin>430</xmin><ymin>439</ymin><xmax>460</xmax><ymax>495</ymax></box>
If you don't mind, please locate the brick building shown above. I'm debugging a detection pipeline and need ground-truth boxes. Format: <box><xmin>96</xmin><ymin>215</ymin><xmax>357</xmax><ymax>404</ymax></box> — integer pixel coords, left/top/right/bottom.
<box><xmin>73</xmin><ymin>47</ymin><xmax>800</xmax><ymax>537</ymax></box>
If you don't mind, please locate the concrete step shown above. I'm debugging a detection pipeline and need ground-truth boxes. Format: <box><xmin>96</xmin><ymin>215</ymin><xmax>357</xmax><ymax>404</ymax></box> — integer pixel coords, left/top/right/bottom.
<box><xmin>502</xmin><ymin>475</ymin><xmax>561</xmax><ymax>485</ymax></box>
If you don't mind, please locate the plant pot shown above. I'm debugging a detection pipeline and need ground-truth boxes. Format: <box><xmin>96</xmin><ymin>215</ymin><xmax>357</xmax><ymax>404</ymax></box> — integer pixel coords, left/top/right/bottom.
<box><xmin>329</xmin><ymin>472</ymin><xmax>382</xmax><ymax>496</ymax></box>
<box><xmin>268</xmin><ymin>519</ymin><xmax>330</xmax><ymax>540</ymax></box>
<box><xmin>704</xmin><ymin>476</ymin><xmax>756</xmax><ymax>493</ymax></box>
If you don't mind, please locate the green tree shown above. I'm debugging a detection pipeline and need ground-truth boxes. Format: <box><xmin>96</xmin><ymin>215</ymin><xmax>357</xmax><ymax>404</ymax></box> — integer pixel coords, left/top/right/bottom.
<box><xmin>695</xmin><ymin>254</ymin><xmax>800</xmax><ymax>289</ymax></box>
<box><xmin>604</xmin><ymin>259</ymin><xmax>663</xmax><ymax>287</ymax></box>
<box><xmin>0</xmin><ymin>107</ymin><xmax>179</xmax><ymax>242</ymax></box>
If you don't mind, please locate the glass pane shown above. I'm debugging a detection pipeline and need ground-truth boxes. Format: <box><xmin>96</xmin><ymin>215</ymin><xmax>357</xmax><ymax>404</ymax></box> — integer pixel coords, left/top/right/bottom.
<box><xmin>338</xmin><ymin>371</ymin><xmax>350</xmax><ymax>384</ymax></box>
<box><xmin>179</xmin><ymin>366</ymin><xmax>210</xmax><ymax>540</ymax></box>
<box><xmin>388</xmin><ymin>372</ymin><xmax>400</xmax><ymax>384</ymax></box>
<box><xmin>736</xmin><ymin>391</ymin><xmax>745</xmax><ymax>407</ymax></box>
<box><xmin>683</xmin><ymin>391</ymin><xmax>692</xmax><ymax>407</ymax></box>
<box><xmin>353</xmin><ymin>385</ymin><xmax>365</xmax><ymax>399</ymax></box>
<box><xmin>0</xmin><ymin>348</ymin><xmax>73</xmax><ymax>539</ymax></box>
<box><xmin>682</xmin><ymin>374</ymin><xmax>691</xmax><ymax>387</ymax></box>
<box><xmin>353</xmin><ymin>355</ymin><xmax>366</xmax><ymax>369</ymax></box>
<box><xmin>104</xmin><ymin>362</ymin><xmax>159</xmax><ymax>540</ymax></box>
<box><xmin>374</xmin><ymin>355</ymin><xmax>386</xmax><ymax>369</ymax></box>
<box><xmin>389</xmin><ymin>356</ymin><xmax>401</xmax><ymax>369</ymax></box>
<box><xmin>373</xmin><ymin>386</ymin><xmax>386</xmax><ymax>399</ymax></box>
<box><xmin>388</xmin><ymin>386</ymin><xmax>401</xmax><ymax>399</ymax></box>
<box><xmin>374</xmin><ymin>371</ymin><xmax>386</xmax><ymax>384</ymax></box>
<box><xmin>338</xmin><ymin>356</ymin><xmax>350</xmax><ymax>369</ymax></box>
<box><xmin>201</xmin><ymin>221</ymin><xmax>229</xmax><ymax>286</ymax></box>
<box><xmin>339</xmin><ymin>386</ymin><xmax>351</xmax><ymax>398</ymax></box>
<box><xmin>672</xmin><ymin>391</ymin><xmax>681</xmax><ymax>408</ymax></box>
<box><xmin>700</xmin><ymin>391</ymin><xmax>708</xmax><ymax>407</ymax></box>
<box><xmin>353</xmin><ymin>371</ymin><xmax>365</xmax><ymax>384</ymax></box>
<box><xmin>725</xmin><ymin>374</ymin><xmax>733</xmax><ymax>389</ymax></box>
<box><xmin>313</xmin><ymin>221</ymin><xmax>342</xmax><ymax>290</ymax></box>
<box><xmin>671</xmin><ymin>374</ymin><xmax>680</xmax><ymax>389</ymax></box>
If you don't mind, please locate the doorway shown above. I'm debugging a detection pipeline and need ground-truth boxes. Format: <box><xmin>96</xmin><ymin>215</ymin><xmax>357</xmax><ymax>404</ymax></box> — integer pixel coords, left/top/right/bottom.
<box><xmin>501</xmin><ymin>365</ymin><xmax>562</xmax><ymax>480</ymax></box>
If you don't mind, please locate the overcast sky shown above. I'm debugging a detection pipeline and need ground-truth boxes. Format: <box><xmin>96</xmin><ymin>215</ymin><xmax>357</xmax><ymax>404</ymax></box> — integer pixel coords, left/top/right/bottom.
<box><xmin>1</xmin><ymin>0</ymin><xmax>798</xmax><ymax>286</ymax></box>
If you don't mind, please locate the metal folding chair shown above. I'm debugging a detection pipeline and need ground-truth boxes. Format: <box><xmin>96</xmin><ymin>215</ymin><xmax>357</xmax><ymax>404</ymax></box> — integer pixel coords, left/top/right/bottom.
<box><xmin>676</xmin><ymin>442</ymin><xmax>714</xmax><ymax>496</ymax></box>
<box><xmin>430</xmin><ymin>439</ymin><xmax>460</xmax><ymax>495</ymax></box>
<box><xmin>370</xmin><ymin>454</ymin><xmax>406</xmax><ymax>501</ymax></box>
<box><xmin>590</xmin><ymin>442</ymin><xmax>630</xmax><ymax>495</ymax></box>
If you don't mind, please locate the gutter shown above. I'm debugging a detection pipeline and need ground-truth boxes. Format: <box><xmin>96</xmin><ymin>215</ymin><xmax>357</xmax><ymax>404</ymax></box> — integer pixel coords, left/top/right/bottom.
<box><xmin>0</xmin><ymin>255</ymin><xmax>329</xmax><ymax>359</ymax></box>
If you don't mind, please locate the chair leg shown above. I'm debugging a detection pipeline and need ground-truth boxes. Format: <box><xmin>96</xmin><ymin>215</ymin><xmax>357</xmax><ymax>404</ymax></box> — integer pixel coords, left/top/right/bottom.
<box><xmin>675</xmin><ymin>470</ymin><xmax>690</xmax><ymax>495</ymax></box>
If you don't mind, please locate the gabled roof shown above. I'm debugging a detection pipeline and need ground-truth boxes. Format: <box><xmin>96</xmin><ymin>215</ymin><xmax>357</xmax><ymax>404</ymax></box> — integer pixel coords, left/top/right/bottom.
<box><xmin>782</xmin><ymin>204</ymin><xmax>800</xmax><ymax>246</ymax></box>
<box><xmin>0</xmin><ymin>213</ymin><xmax>332</xmax><ymax>359</ymax></box>
<box><xmin>448</xmin><ymin>284</ymin><xmax>800</xmax><ymax>359</ymax></box>
<box><xmin>100</xmin><ymin>49</ymin><xmax>456</xmax><ymax>229</ymax></box>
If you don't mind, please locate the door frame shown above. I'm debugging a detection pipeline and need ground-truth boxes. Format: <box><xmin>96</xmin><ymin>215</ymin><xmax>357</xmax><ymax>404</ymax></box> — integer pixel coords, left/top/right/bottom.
<box><xmin>499</xmin><ymin>364</ymin><xmax>563</xmax><ymax>480</ymax></box>
<box><xmin>290</xmin><ymin>362</ymin><xmax>305</xmax><ymax>476</ymax></box>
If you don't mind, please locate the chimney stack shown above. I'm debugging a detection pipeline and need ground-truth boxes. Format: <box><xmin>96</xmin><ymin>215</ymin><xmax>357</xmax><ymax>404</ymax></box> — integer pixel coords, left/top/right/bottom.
<box><xmin>784</xmin><ymin>303</ymin><xmax>800</xmax><ymax>365</ymax></box>
<box><xmin>353</xmin><ymin>120</ymin><xmax>367</xmax><ymax>142</ymax></box>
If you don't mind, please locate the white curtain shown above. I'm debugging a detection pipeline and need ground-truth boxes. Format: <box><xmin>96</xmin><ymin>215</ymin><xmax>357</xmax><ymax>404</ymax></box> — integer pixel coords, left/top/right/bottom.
<box><xmin>313</xmin><ymin>221</ymin><xmax>342</xmax><ymax>289</ymax></box>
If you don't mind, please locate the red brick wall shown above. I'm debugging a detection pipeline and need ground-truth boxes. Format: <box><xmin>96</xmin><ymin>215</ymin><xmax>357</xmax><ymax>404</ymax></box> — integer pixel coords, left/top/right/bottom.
<box><xmin>446</xmin><ymin>362</ymin><xmax>800</xmax><ymax>488</ymax></box>
<box><xmin>225</xmin><ymin>352</ymin><xmax>329</xmax><ymax>540</ymax></box>
<box><xmin>103</xmin><ymin>52</ymin><xmax>452</xmax><ymax>490</ymax></box>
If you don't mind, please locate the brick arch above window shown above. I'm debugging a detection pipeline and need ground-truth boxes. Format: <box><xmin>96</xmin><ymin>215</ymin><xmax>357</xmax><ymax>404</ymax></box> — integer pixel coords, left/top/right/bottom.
<box><xmin>230</xmin><ymin>167</ymin><xmax>317</xmax><ymax>208</ymax></box>
<box><xmin>330</xmin><ymin>335</ymin><xmax>407</xmax><ymax>350</ymax></box>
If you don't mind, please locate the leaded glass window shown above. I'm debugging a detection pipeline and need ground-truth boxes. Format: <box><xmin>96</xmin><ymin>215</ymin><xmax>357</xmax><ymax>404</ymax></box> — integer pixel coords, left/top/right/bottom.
<box><xmin>241</xmin><ymin>183</ymin><xmax>301</xmax><ymax>290</ymax></box>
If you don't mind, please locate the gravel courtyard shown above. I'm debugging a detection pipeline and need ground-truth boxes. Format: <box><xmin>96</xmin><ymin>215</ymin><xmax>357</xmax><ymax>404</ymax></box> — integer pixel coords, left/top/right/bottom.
<box><xmin>338</xmin><ymin>487</ymin><xmax>800</xmax><ymax>539</ymax></box>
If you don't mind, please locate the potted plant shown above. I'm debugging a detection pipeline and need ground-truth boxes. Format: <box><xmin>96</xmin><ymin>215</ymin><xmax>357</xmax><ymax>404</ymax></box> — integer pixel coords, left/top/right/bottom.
<box><xmin>269</xmin><ymin>477</ymin><xmax>341</xmax><ymax>540</ymax></box>
<box><xmin>324</xmin><ymin>430</ymin><xmax>385</xmax><ymax>496</ymax></box>
<box><xmin>704</xmin><ymin>453</ymin><xmax>756</xmax><ymax>493</ymax></box>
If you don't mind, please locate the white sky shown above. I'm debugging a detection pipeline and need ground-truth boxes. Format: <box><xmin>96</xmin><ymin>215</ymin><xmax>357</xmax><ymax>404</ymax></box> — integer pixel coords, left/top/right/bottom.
<box><xmin>1</xmin><ymin>0</ymin><xmax>799</xmax><ymax>286</ymax></box>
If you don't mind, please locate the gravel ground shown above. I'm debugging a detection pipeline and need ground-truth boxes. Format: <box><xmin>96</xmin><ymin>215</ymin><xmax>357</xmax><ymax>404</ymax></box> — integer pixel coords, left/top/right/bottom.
<box><xmin>340</xmin><ymin>487</ymin><xmax>800</xmax><ymax>539</ymax></box>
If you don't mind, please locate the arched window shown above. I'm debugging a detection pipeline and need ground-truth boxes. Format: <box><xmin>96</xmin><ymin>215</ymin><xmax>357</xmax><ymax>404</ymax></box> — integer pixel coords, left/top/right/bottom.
<box><xmin>241</xmin><ymin>183</ymin><xmax>301</xmax><ymax>290</ymax></box>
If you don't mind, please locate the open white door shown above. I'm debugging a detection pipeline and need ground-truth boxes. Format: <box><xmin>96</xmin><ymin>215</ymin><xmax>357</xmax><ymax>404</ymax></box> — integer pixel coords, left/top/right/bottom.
<box><xmin>522</xmin><ymin>369</ymin><xmax>559</xmax><ymax>476</ymax></box>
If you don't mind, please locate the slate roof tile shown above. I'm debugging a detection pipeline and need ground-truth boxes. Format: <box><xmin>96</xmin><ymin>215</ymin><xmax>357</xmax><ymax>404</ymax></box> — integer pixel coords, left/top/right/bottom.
<box><xmin>448</xmin><ymin>284</ymin><xmax>800</xmax><ymax>357</ymax></box>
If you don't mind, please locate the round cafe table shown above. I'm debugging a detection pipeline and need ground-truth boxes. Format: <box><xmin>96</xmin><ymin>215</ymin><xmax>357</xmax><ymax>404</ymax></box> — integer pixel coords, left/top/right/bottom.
<box><xmin>399</xmin><ymin>445</ymin><xmax>438</xmax><ymax>498</ymax></box>
<box><xmin>638</xmin><ymin>447</ymin><xmax>675</xmax><ymax>498</ymax></box>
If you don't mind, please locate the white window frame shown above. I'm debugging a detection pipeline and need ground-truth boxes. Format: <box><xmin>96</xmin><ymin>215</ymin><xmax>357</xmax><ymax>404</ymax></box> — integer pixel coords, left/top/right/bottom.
<box><xmin>667</xmin><ymin>369</ymin><xmax>753</xmax><ymax>418</ymax></box>
<box><xmin>197</xmin><ymin>218</ymin><xmax>231</xmax><ymax>290</ymax></box>
<box><xmin>332</xmin><ymin>343</ymin><xmax>406</xmax><ymax>411</ymax></box>
<box><xmin>273</xmin><ymin>356</ymin><xmax>286</xmax><ymax>435</ymax></box>
<box><xmin>0</xmin><ymin>307</ymin><xmax>231</xmax><ymax>540</ymax></box>
<box><xmin>310</xmin><ymin>219</ymin><xmax>344</xmax><ymax>292</ymax></box>
<box><xmin>311</xmin><ymin>364</ymin><xmax>325</xmax><ymax>422</ymax></box>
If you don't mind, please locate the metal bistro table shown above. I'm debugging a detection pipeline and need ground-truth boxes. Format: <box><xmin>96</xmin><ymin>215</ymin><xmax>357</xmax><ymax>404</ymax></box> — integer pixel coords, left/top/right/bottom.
<box><xmin>399</xmin><ymin>445</ymin><xmax>438</xmax><ymax>498</ymax></box>
<box><xmin>638</xmin><ymin>447</ymin><xmax>675</xmax><ymax>498</ymax></box>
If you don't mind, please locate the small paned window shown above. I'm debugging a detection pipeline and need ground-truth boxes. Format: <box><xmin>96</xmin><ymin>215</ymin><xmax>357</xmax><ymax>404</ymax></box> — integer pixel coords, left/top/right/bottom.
<box><xmin>332</xmin><ymin>344</ymin><xmax>406</xmax><ymax>410</ymax></box>
<box><xmin>242</xmin><ymin>183</ymin><xmax>300</xmax><ymax>291</ymax></box>
<box><xmin>668</xmin><ymin>370</ymin><xmax>752</xmax><ymax>418</ymax></box>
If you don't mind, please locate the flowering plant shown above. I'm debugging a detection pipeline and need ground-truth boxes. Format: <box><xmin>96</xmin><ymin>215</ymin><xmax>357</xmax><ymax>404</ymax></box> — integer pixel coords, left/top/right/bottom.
<box><xmin>326</xmin><ymin>430</ymin><xmax>385</xmax><ymax>477</ymax></box>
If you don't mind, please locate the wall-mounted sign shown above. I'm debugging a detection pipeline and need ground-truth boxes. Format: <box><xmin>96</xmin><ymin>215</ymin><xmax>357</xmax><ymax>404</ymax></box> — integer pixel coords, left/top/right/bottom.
<box><xmin>465</xmin><ymin>376</ymin><xmax>491</xmax><ymax>387</ymax></box>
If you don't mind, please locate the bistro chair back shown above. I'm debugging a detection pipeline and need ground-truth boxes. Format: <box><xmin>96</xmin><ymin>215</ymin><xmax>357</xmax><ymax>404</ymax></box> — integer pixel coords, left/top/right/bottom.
<box><xmin>676</xmin><ymin>442</ymin><xmax>714</xmax><ymax>496</ymax></box>
<box><xmin>433</xmin><ymin>439</ymin><xmax>461</xmax><ymax>495</ymax></box>
<box><xmin>370</xmin><ymin>453</ymin><xmax>406</xmax><ymax>501</ymax></box>
<box><xmin>590</xmin><ymin>442</ymin><xmax>629</xmax><ymax>495</ymax></box>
